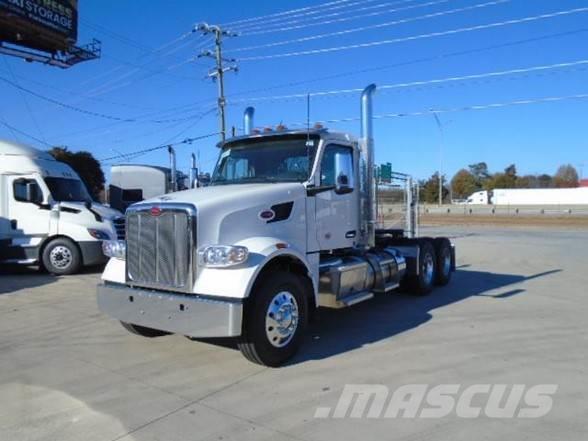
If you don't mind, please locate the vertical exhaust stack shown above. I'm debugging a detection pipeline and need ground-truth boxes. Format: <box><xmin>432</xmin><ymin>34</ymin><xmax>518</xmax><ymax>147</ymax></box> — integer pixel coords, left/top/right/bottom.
<box><xmin>360</xmin><ymin>84</ymin><xmax>377</xmax><ymax>248</ymax></box>
<box><xmin>189</xmin><ymin>153</ymin><xmax>198</xmax><ymax>189</ymax></box>
<box><xmin>243</xmin><ymin>107</ymin><xmax>255</xmax><ymax>135</ymax></box>
<box><xmin>168</xmin><ymin>146</ymin><xmax>177</xmax><ymax>192</ymax></box>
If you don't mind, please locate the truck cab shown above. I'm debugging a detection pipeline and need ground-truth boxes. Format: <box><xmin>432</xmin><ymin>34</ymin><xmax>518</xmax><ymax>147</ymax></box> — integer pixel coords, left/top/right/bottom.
<box><xmin>0</xmin><ymin>140</ymin><xmax>123</xmax><ymax>274</ymax></box>
<box><xmin>98</xmin><ymin>85</ymin><xmax>456</xmax><ymax>366</ymax></box>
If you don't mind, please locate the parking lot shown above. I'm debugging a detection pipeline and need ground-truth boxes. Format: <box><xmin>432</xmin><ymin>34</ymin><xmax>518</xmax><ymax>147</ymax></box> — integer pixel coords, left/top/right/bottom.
<box><xmin>1</xmin><ymin>225</ymin><xmax>587</xmax><ymax>441</ymax></box>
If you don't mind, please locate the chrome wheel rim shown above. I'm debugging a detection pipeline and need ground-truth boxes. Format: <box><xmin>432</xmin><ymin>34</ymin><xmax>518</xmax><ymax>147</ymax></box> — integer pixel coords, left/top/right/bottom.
<box><xmin>423</xmin><ymin>252</ymin><xmax>435</xmax><ymax>285</ymax></box>
<box><xmin>50</xmin><ymin>245</ymin><xmax>72</xmax><ymax>270</ymax></box>
<box><xmin>266</xmin><ymin>291</ymin><xmax>299</xmax><ymax>348</ymax></box>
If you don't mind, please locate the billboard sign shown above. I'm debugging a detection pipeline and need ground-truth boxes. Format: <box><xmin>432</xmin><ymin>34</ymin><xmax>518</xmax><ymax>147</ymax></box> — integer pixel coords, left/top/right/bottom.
<box><xmin>0</xmin><ymin>0</ymin><xmax>78</xmax><ymax>52</ymax></box>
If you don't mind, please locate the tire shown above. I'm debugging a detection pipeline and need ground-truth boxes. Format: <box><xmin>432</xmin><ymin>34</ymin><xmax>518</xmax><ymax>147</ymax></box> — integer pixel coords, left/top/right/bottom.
<box><xmin>238</xmin><ymin>271</ymin><xmax>308</xmax><ymax>367</ymax></box>
<box><xmin>405</xmin><ymin>239</ymin><xmax>437</xmax><ymax>296</ymax></box>
<box><xmin>41</xmin><ymin>237</ymin><xmax>82</xmax><ymax>275</ymax></box>
<box><xmin>120</xmin><ymin>321</ymin><xmax>170</xmax><ymax>338</ymax></box>
<box><xmin>433</xmin><ymin>238</ymin><xmax>452</xmax><ymax>286</ymax></box>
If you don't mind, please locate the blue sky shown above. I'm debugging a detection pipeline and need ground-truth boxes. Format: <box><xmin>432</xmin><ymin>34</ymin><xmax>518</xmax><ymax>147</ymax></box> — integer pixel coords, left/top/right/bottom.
<box><xmin>1</xmin><ymin>0</ymin><xmax>587</xmax><ymax>181</ymax></box>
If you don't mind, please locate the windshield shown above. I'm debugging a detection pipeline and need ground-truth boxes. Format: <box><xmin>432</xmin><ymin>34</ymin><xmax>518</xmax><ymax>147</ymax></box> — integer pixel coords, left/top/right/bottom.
<box><xmin>45</xmin><ymin>177</ymin><xmax>92</xmax><ymax>202</ymax></box>
<box><xmin>211</xmin><ymin>136</ymin><xmax>318</xmax><ymax>185</ymax></box>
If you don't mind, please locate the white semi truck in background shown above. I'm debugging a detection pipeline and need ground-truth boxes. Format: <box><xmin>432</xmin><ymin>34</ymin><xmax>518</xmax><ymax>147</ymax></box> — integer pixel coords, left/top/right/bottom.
<box><xmin>97</xmin><ymin>85</ymin><xmax>456</xmax><ymax>366</ymax></box>
<box><xmin>0</xmin><ymin>141</ymin><xmax>124</xmax><ymax>274</ymax></box>
<box><xmin>467</xmin><ymin>188</ymin><xmax>588</xmax><ymax>205</ymax></box>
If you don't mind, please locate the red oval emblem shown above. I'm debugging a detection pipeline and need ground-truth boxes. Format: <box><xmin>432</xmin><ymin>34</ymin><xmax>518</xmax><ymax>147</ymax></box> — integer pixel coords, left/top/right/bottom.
<box><xmin>150</xmin><ymin>206</ymin><xmax>162</xmax><ymax>217</ymax></box>
<box><xmin>259</xmin><ymin>209</ymin><xmax>275</xmax><ymax>221</ymax></box>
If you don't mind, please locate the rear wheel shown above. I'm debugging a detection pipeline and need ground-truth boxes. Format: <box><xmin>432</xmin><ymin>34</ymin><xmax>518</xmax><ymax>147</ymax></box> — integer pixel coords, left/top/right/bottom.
<box><xmin>433</xmin><ymin>238</ymin><xmax>452</xmax><ymax>286</ymax></box>
<box><xmin>42</xmin><ymin>237</ymin><xmax>82</xmax><ymax>275</ymax></box>
<box><xmin>404</xmin><ymin>240</ymin><xmax>436</xmax><ymax>296</ymax></box>
<box><xmin>120</xmin><ymin>321</ymin><xmax>170</xmax><ymax>338</ymax></box>
<box><xmin>238</xmin><ymin>271</ymin><xmax>308</xmax><ymax>367</ymax></box>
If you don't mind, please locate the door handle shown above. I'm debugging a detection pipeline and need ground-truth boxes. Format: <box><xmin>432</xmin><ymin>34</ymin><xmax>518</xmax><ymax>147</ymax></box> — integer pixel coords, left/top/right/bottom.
<box><xmin>345</xmin><ymin>230</ymin><xmax>356</xmax><ymax>239</ymax></box>
<box><xmin>10</xmin><ymin>220</ymin><xmax>17</xmax><ymax>230</ymax></box>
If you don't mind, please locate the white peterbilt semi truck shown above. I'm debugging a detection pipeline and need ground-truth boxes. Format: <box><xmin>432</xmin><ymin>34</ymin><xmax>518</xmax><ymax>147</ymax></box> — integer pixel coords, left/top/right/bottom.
<box><xmin>97</xmin><ymin>85</ymin><xmax>456</xmax><ymax>366</ymax></box>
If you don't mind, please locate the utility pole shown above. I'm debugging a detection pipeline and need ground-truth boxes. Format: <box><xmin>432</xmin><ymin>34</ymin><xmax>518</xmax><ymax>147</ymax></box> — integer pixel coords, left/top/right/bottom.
<box><xmin>431</xmin><ymin>111</ymin><xmax>452</xmax><ymax>206</ymax></box>
<box><xmin>197</xmin><ymin>23</ymin><xmax>238</xmax><ymax>142</ymax></box>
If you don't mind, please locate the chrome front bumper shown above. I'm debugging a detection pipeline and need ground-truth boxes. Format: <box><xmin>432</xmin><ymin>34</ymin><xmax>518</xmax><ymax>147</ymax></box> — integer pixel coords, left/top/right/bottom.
<box><xmin>97</xmin><ymin>283</ymin><xmax>243</xmax><ymax>338</ymax></box>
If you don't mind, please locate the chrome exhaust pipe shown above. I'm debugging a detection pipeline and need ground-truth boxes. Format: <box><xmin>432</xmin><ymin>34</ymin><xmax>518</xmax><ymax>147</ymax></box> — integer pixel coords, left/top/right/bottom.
<box><xmin>168</xmin><ymin>146</ymin><xmax>177</xmax><ymax>192</ymax></box>
<box><xmin>243</xmin><ymin>107</ymin><xmax>255</xmax><ymax>135</ymax></box>
<box><xmin>360</xmin><ymin>84</ymin><xmax>376</xmax><ymax>248</ymax></box>
<box><xmin>189</xmin><ymin>153</ymin><xmax>198</xmax><ymax>189</ymax></box>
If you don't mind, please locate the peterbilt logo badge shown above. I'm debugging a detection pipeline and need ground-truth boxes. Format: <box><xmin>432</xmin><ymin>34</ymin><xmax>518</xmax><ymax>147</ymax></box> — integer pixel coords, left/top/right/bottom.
<box><xmin>259</xmin><ymin>209</ymin><xmax>275</xmax><ymax>221</ymax></box>
<box><xmin>150</xmin><ymin>206</ymin><xmax>162</xmax><ymax>216</ymax></box>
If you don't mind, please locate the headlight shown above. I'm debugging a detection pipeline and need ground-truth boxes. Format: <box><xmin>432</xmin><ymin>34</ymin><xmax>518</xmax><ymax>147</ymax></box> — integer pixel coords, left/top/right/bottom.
<box><xmin>198</xmin><ymin>245</ymin><xmax>248</xmax><ymax>268</ymax></box>
<box><xmin>102</xmin><ymin>240</ymin><xmax>126</xmax><ymax>260</ymax></box>
<box><xmin>88</xmin><ymin>228</ymin><xmax>110</xmax><ymax>240</ymax></box>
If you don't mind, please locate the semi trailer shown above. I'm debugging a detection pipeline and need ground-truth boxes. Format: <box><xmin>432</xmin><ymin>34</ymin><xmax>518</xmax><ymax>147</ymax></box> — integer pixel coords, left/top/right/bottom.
<box><xmin>97</xmin><ymin>85</ymin><xmax>456</xmax><ymax>366</ymax></box>
<box><xmin>466</xmin><ymin>188</ymin><xmax>588</xmax><ymax>205</ymax></box>
<box><xmin>0</xmin><ymin>140</ymin><xmax>123</xmax><ymax>274</ymax></box>
<box><xmin>109</xmin><ymin>147</ymin><xmax>197</xmax><ymax>213</ymax></box>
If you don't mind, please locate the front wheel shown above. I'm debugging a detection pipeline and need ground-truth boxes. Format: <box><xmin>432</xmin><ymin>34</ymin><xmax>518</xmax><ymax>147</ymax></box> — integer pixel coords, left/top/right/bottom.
<box><xmin>120</xmin><ymin>321</ymin><xmax>170</xmax><ymax>338</ymax></box>
<box><xmin>41</xmin><ymin>237</ymin><xmax>82</xmax><ymax>275</ymax></box>
<box><xmin>238</xmin><ymin>271</ymin><xmax>308</xmax><ymax>367</ymax></box>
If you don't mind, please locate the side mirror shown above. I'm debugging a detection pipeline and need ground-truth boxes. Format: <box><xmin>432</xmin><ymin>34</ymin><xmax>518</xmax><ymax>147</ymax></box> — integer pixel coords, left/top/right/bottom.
<box><xmin>334</xmin><ymin>152</ymin><xmax>354</xmax><ymax>194</ymax></box>
<box><xmin>25</xmin><ymin>182</ymin><xmax>41</xmax><ymax>204</ymax></box>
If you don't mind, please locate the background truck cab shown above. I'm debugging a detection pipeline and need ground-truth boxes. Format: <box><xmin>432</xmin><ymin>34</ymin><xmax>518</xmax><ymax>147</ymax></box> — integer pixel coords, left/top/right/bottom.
<box><xmin>0</xmin><ymin>140</ymin><xmax>123</xmax><ymax>274</ymax></box>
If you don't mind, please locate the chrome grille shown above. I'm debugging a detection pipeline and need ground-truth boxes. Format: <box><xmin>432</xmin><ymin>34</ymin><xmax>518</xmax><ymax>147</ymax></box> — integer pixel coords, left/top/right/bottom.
<box><xmin>125</xmin><ymin>204</ymin><xmax>196</xmax><ymax>292</ymax></box>
<box><xmin>113</xmin><ymin>216</ymin><xmax>126</xmax><ymax>240</ymax></box>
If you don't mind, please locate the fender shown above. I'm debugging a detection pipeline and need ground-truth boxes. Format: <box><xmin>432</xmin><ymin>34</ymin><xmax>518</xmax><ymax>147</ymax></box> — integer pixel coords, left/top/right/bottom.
<box><xmin>193</xmin><ymin>236</ymin><xmax>318</xmax><ymax>301</ymax></box>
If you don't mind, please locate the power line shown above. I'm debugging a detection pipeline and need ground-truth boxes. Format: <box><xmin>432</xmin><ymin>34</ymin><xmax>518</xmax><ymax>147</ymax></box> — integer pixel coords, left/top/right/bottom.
<box><xmin>285</xmin><ymin>93</ymin><xmax>588</xmax><ymax>126</ymax></box>
<box><xmin>228</xmin><ymin>0</ymin><xmax>508</xmax><ymax>53</ymax></box>
<box><xmin>223</xmin><ymin>28</ymin><xmax>588</xmax><ymax>101</ymax></box>
<box><xmin>0</xmin><ymin>119</ymin><xmax>52</xmax><ymax>147</ymax></box>
<box><xmin>228</xmin><ymin>59</ymin><xmax>588</xmax><ymax>104</ymax></box>
<box><xmin>99</xmin><ymin>131</ymin><xmax>219</xmax><ymax>163</ymax></box>
<box><xmin>239</xmin><ymin>7</ymin><xmax>588</xmax><ymax>61</ymax></box>
<box><xmin>234</xmin><ymin>0</ymin><xmax>449</xmax><ymax>37</ymax></box>
<box><xmin>222</xmin><ymin>0</ymin><xmax>381</xmax><ymax>28</ymax></box>
<box><xmin>234</xmin><ymin>0</ymin><xmax>413</xmax><ymax>33</ymax></box>
<box><xmin>2</xmin><ymin>58</ymin><xmax>48</xmax><ymax>145</ymax></box>
<box><xmin>0</xmin><ymin>75</ymin><xmax>213</xmax><ymax>124</ymax></box>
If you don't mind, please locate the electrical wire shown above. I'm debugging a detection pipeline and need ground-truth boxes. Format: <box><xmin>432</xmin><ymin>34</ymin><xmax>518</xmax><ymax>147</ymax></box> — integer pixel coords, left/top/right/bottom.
<box><xmin>0</xmin><ymin>119</ymin><xmax>52</xmax><ymax>147</ymax></box>
<box><xmin>284</xmin><ymin>93</ymin><xmax>588</xmax><ymax>127</ymax></box>
<box><xmin>222</xmin><ymin>0</ymin><xmax>384</xmax><ymax>28</ymax></box>
<box><xmin>229</xmin><ymin>0</ymin><xmax>508</xmax><ymax>53</ymax></box>
<box><xmin>233</xmin><ymin>0</ymin><xmax>411</xmax><ymax>33</ymax></box>
<box><xmin>234</xmin><ymin>0</ymin><xmax>449</xmax><ymax>37</ymax></box>
<box><xmin>224</xmin><ymin>28</ymin><xmax>588</xmax><ymax>101</ymax></box>
<box><xmin>239</xmin><ymin>7</ymin><xmax>588</xmax><ymax>61</ymax></box>
<box><xmin>99</xmin><ymin>131</ymin><xmax>219</xmax><ymax>163</ymax></box>
<box><xmin>228</xmin><ymin>59</ymin><xmax>588</xmax><ymax>104</ymax></box>
<box><xmin>2</xmin><ymin>58</ymin><xmax>48</xmax><ymax>145</ymax></box>
<box><xmin>0</xmin><ymin>75</ymin><xmax>212</xmax><ymax>124</ymax></box>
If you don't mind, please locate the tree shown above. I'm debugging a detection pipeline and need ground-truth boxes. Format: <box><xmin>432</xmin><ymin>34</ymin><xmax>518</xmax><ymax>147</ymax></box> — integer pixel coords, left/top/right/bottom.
<box><xmin>553</xmin><ymin>164</ymin><xmax>579</xmax><ymax>188</ymax></box>
<box><xmin>420</xmin><ymin>172</ymin><xmax>449</xmax><ymax>204</ymax></box>
<box><xmin>451</xmin><ymin>169</ymin><xmax>479</xmax><ymax>199</ymax></box>
<box><xmin>485</xmin><ymin>164</ymin><xmax>518</xmax><ymax>190</ymax></box>
<box><xmin>468</xmin><ymin>162</ymin><xmax>490</xmax><ymax>187</ymax></box>
<box><xmin>537</xmin><ymin>174</ymin><xmax>553</xmax><ymax>188</ymax></box>
<box><xmin>49</xmin><ymin>147</ymin><xmax>105</xmax><ymax>200</ymax></box>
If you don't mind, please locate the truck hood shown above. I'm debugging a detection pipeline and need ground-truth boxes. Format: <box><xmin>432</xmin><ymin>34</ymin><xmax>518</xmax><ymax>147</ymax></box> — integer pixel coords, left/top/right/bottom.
<box><xmin>142</xmin><ymin>183</ymin><xmax>306</xmax><ymax>210</ymax></box>
<box><xmin>141</xmin><ymin>183</ymin><xmax>308</xmax><ymax>246</ymax></box>
<box><xmin>58</xmin><ymin>201</ymin><xmax>122</xmax><ymax>220</ymax></box>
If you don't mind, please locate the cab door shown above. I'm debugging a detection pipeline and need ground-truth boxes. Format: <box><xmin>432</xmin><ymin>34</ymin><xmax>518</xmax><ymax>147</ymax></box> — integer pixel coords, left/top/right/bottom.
<box><xmin>5</xmin><ymin>175</ymin><xmax>51</xmax><ymax>256</ymax></box>
<box><xmin>314</xmin><ymin>144</ymin><xmax>359</xmax><ymax>250</ymax></box>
